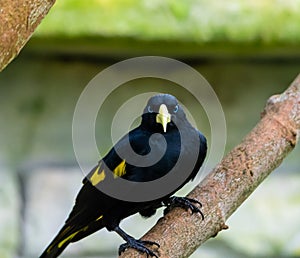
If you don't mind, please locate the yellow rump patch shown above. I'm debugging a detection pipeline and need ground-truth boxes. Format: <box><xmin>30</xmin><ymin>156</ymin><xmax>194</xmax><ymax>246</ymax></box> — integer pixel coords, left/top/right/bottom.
<box><xmin>90</xmin><ymin>165</ymin><xmax>106</xmax><ymax>186</ymax></box>
<box><xmin>58</xmin><ymin>226</ymin><xmax>88</xmax><ymax>248</ymax></box>
<box><xmin>113</xmin><ymin>160</ymin><xmax>126</xmax><ymax>178</ymax></box>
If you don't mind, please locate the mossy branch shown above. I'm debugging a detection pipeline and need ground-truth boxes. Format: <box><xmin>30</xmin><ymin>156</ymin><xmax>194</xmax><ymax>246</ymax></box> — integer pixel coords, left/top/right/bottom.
<box><xmin>120</xmin><ymin>74</ymin><xmax>300</xmax><ymax>258</ymax></box>
<box><xmin>0</xmin><ymin>0</ymin><xmax>56</xmax><ymax>71</ymax></box>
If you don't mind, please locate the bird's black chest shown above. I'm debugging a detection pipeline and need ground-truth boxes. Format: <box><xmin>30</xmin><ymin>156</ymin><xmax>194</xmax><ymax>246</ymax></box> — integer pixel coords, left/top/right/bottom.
<box><xmin>125</xmin><ymin>130</ymin><xmax>182</xmax><ymax>182</ymax></box>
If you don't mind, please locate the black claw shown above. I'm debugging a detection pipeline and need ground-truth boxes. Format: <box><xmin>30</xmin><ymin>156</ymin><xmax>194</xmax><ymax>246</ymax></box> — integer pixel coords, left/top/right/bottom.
<box><xmin>119</xmin><ymin>238</ymin><xmax>159</xmax><ymax>257</ymax></box>
<box><xmin>141</xmin><ymin>240</ymin><xmax>160</xmax><ymax>248</ymax></box>
<box><xmin>163</xmin><ymin>196</ymin><xmax>204</xmax><ymax>220</ymax></box>
<box><xmin>185</xmin><ymin>197</ymin><xmax>202</xmax><ymax>208</ymax></box>
<box><xmin>114</xmin><ymin>226</ymin><xmax>159</xmax><ymax>257</ymax></box>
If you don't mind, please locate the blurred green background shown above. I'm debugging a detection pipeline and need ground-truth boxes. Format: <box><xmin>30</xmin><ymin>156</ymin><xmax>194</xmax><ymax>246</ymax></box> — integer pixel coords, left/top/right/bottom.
<box><xmin>0</xmin><ymin>1</ymin><xmax>300</xmax><ymax>258</ymax></box>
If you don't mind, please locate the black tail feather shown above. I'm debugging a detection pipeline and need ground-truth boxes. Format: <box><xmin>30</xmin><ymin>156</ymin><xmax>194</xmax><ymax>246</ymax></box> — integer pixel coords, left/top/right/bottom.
<box><xmin>39</xmin><ymin>219</ymin><xmax>105</xmax><ymax>258</ymax></box>
<box><xmin>39</xmin><ymin>225</ymin><xmax>74</xmax><ymax>258</ymax></box>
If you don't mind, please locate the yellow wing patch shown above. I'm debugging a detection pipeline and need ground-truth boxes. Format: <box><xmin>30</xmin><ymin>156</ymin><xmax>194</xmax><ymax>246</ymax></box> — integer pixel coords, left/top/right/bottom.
<box><xmin>113</xmin><ymin>159</ymin><xmax>126</xmax><ymax>178</ymax></box>
<box><xmin>90</xmin><ymin>164</ymin><xmax>106</xmax><ymax>186</ymax></box>
<box><xmin>90</xmin><ymin>160</ymin><xmax>126</xmax><ymax>185</ymax></box>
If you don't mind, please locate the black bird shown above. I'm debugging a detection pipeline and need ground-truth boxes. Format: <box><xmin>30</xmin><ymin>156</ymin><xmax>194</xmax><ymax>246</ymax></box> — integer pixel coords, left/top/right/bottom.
<box><xmin>40</xmin><ymin>94</ymin><xmax>207</xmax><ymax>258</ymax></box>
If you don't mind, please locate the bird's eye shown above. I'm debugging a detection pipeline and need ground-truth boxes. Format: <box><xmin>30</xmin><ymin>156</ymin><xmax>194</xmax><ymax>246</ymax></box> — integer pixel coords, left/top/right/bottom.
<box><xmin>147</xmin><ymin>105</ymin><xmax>154</xmax><ymax>113</ymax></box>
<box><xmin>173</xmin><ymin>105</ymin><xmax>179</xmax><ymax>113</ymax></box>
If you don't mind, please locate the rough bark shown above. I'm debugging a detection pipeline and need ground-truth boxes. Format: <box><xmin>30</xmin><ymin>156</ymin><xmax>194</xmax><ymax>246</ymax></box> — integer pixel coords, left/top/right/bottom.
<box><xmin>120</xmin><ymin>74</ymin><xmax>300</xmax><ymax>258</ymax></box>
<box><xmin>0</xmin><ymin>0</ymin><xmax>56</xmax><ymax>71</ymax></box>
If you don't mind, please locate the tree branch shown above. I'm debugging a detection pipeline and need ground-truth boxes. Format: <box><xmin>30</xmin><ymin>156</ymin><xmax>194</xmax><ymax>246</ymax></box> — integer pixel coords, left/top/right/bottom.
<box><xmin>120</xmin><ymin>74</ymin><xmax>300</xmax><ymax>258</ymax></box>
<box><xmin>0</xmin><ymin>0</ymin><xmax>56</xmax><ymax>71</ymax></box>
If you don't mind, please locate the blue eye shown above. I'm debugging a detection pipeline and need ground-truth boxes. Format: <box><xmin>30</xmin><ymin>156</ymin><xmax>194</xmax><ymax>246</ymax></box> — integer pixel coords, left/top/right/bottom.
<box><xmin>147</xmin><ymin>106</ymin><xmax>153</xmax><ymax>113</ymax></box>
<box><xmin>174</xmin><ymin>105</ymin><xmax>179</xmax><ymax>113</ymax></box>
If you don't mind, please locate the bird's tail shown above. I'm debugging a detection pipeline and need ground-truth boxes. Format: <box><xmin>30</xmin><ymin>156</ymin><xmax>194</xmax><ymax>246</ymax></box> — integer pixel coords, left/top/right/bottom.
<box><xmin>39</xmin><ymin>224</ymin><xmax>79</xmax><ymax>258</ymax></box>
<box><xmin>39</xmin><ymin>221</ymin><xmax>104</xmax><ymax>258</ymax></box>
<box><xmin>40</xmin><ymin>225</ymin><xmax>71</xmax><ymax>258</ymax></box>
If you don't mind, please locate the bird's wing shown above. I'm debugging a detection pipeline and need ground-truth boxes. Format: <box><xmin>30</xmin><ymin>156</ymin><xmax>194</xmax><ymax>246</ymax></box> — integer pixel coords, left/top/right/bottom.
<box><xmin>64</xmin><ymin>128</ymin><xmax>149</xmax><ymax>226</ymax></box>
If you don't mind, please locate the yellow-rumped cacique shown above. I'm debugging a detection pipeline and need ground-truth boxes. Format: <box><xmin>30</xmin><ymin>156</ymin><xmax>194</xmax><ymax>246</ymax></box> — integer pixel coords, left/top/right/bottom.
<box><xmin>40</xmin><ymin>93</ymin><xmax>207</xmax><ymax>258</ymax></box>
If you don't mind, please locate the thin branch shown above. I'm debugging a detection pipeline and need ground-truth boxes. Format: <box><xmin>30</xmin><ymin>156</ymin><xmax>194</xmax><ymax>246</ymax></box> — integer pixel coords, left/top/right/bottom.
<box><xmin>120</xmin><ymin>74</ymin><xmax>300</xmax><ymax>258</ymax></box>
<box><xmin>0</xmin><ymin>0</ymin><xmax>56</xmax><ymax>71</ymax></box>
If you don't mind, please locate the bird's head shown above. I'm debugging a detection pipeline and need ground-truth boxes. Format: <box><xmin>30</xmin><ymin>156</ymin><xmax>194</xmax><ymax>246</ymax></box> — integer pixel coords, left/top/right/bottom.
<box><xmin>142</xmin><ymin>94</ymin><xmax>186</xmax><ymax>133</ymax></box>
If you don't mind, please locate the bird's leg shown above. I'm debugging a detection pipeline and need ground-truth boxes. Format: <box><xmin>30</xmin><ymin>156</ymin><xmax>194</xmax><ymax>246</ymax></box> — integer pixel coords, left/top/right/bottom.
<box><xmin>113</xmin><ymin>226</ymin><xmax>160</xmax><ymax>258</ymax></box>
<box><xmin>163</xmin><ymin>196</ymin><xmax>204</xmax><ymax>219</ymax></box>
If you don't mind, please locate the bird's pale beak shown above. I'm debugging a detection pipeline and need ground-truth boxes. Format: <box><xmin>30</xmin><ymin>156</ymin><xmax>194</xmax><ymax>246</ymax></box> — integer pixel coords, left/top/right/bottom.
<box><xmin>156</xmin><ymin>104</ymin><xmax>171</xmax><ymax>132</ymax></box>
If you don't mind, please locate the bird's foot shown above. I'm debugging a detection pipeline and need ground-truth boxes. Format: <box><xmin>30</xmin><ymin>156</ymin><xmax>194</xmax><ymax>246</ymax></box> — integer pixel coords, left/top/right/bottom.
<box><xmin>119</xmin><ymin>237</ymin><xmax>160</xmax><ymax>257</ymax></box>
<box><xmin>163</xmin><ymin>196</ymin><xmax>204</xmax><ymax>219</ymax></box>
